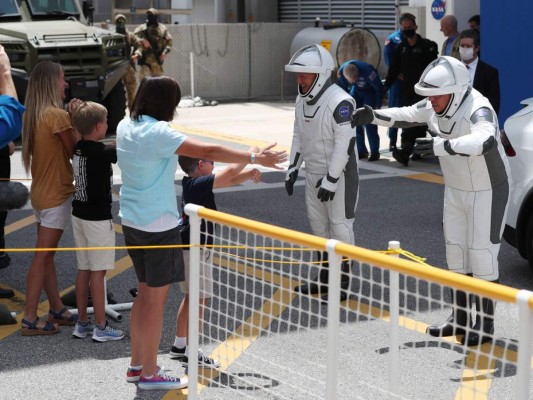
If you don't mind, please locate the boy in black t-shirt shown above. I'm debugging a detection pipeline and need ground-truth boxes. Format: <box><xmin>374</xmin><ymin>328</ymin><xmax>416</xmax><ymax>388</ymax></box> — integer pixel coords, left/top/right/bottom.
<box><xmin>170</xmin><ymin>147</ymin><xmax>262</xmax><ymax>368</ymax></box>
<box><xmin>71</xmin><ymin>102</ymin><xmax>124</xmax><ymax>342</ymax></box>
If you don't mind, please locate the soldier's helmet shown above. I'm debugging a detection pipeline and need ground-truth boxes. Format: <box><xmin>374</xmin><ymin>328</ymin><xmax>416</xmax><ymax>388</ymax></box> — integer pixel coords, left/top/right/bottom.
<box><xmin>114</xmin><ymin>14</ymin><xmax>126</xmax><ymax>23</ymax></box>
<box><xmin>146</xmin><ymin>8</ymin><xmax>159</xmax><ymax>16</ymax></box>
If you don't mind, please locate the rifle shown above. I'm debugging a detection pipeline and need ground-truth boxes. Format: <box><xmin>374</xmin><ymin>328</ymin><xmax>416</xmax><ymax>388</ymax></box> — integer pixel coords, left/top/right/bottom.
<box><xmin>139</xmin><ymin>27</ymin><xmax>164</xmax><ymax>66</ymax></box>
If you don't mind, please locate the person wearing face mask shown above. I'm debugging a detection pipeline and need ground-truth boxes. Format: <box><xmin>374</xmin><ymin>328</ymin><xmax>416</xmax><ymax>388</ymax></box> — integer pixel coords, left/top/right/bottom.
<box><xmin>383</xmin><ymin>13</ymin><xmax>438</xmax><ymax>166</ymax></box>
<box><xmin>383</xmin><ymin>27</ymin><xmax>404</xmax><ymax>151</ymax></box>
<box><xmin>337</xmin><ymin>60</ymin><xmax>383</xmax><ymax>161</ymax></box>
<box><xmin>459</xmin><ymin>29</ymin><xmax>500</xmax><ymax>115</ymax></box>
<box><xmin>133</xmin><ymin>8</ymin><xmax>173</xmax><ymax>82</ymax></box>
<box><xmin>115</xmin><ymin>14</ymin><xmax>142</xmax><ymax>110</ymax></box>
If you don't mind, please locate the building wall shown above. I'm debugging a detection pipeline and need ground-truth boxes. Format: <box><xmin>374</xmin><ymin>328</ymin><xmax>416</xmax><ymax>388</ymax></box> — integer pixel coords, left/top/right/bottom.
<box><xmin>424</xmin><ymin>0</ymin><xmax>478</xmax><ymax>48</ymax></box>
<box><xmin>482</xmin><ymin>1</ymin><xmax>532</xmax><ymax>123</ymax></box>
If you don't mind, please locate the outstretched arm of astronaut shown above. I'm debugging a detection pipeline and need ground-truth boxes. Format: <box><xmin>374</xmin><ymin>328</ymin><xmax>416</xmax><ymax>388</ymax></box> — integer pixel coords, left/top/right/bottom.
<box><xmin>351</xmin><ymin>100</ymin><xmax>431</xmax><ymax>129</ymax></box>
<box><xmin>431</xmin><ymin>107</ymin><xmax>498</xmax><ymax>157</ymax></box>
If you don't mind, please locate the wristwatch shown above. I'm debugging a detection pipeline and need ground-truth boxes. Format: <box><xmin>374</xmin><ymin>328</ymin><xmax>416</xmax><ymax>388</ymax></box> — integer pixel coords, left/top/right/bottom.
<box><xmin>250</xmin><ymin>153</ymin><xmax>256</xmax><ymax>164</ymax></box>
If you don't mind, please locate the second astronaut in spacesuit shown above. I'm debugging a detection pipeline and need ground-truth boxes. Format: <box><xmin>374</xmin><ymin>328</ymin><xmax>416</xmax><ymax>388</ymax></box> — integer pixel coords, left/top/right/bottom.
<box><xmin>284</xmin><ymin>44</ymin><xmax>359</xmax><ymax>300</ymax></box>
<box><xmin>352</xmin><ymin>56</ymin><xmax>510</xmax><ymax>346</ymax></box>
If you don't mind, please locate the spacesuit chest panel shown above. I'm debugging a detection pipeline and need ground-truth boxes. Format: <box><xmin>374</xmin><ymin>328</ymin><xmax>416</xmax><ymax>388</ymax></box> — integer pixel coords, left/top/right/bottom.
<box><xmin>295</xmin><ymin>86</ymin><xmax>340</xmax><ymax>173</ymax></box>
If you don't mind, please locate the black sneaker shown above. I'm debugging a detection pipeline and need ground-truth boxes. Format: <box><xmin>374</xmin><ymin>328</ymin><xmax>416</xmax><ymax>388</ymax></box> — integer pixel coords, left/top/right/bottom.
<box><xmin>0</xmin><ymin>253</ymin><xmax>11</xmax><ymax>269</ymax></box>
<box><xmin>368</xmin><ymin>153</ymin><xmax>380</xmax><ymax>162</ymax></box>
<box><xmin>170</xmin><ymin>346</ymin><xmax>220</xmax><ymax>369</ymax></box>
<box><xmin>170</xmin><ymin>345</ymin><xmax>185</xmax><ymax>359</ymax></box>
<box><xmin>392</xmin><ymin>148</ymin><xmax>409</xmax><ymax>166</ymax></box>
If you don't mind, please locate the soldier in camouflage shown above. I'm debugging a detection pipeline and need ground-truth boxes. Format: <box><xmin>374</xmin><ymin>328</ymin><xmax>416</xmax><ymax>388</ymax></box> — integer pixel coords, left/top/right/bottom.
<box><xmin>133</xmin><ymin>8</ymin><xmax>173</xmax><ymax>81</ymax></box>
<box><xmin>115</xmin><ymin>14</ymin><xmax>142</xmax><ymax>110</ymax></box>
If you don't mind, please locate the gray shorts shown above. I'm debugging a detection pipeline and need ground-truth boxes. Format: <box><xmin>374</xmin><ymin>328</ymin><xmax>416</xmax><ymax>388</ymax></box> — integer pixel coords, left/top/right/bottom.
<box><xmin>123</xmin><ymin>225</ymin><xmax>185</xmax><ymax>288</ymax></box>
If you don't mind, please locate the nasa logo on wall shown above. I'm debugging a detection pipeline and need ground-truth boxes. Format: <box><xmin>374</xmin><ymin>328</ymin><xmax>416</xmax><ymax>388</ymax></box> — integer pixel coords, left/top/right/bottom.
<box><xmin>431</xmin><ymin>0</ymin><xmax>446</xmax><ymax>20</ymax></box>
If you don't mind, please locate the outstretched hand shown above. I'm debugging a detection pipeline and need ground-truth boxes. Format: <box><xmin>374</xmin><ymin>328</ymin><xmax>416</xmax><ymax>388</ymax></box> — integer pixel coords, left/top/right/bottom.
<box><xmin>351</xmin><ymin>105</ymin><xmax>374</xmax><ymax>128</ymax></box>
<box><xmin>257</xmin><ymin>142</ymin><xmax>287</xmax><ymax>170</ymax></box>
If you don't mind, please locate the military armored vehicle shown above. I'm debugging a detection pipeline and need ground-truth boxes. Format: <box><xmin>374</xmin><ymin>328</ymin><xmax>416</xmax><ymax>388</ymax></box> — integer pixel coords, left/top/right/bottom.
<box><xmin>0</xmin><ymin>0</ymin><xmax>129</xmax><ymax>133</ymax></box>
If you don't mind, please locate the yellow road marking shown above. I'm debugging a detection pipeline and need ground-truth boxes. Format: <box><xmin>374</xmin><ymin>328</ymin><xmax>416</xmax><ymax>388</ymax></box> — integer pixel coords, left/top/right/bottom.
<box><xmin>405</xmin><ymin>172</ymin><xmax>445</xmax><ymax>185</ymax></box>
<box><xmin>171</xmin><ymin>123</ymin><xmax>290</xmax><ymax>153</ymax></box>
<box><xmin>5</xmin><ymin>214</ymin><xmax>35</xmax><ymax>234</ymax></box>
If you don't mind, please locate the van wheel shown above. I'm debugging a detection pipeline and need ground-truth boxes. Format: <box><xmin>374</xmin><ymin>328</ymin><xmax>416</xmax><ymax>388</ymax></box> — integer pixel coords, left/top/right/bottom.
<box><xmin>525</xmin><ymin>217</ymin><xmax>533</xmax><ymax>273</ymax></box>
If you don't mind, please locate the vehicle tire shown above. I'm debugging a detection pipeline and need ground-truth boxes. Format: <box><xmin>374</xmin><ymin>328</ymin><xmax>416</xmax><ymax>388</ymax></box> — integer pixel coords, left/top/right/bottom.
<box><xmin>104</xmin><ymin>81</ymin><xmax>126</xmax><ymax>135</ymax></box>
<box><xmin>525</xmin><ymin>216</ymin><xmax>533</xmax><ymax>273</ymax></box>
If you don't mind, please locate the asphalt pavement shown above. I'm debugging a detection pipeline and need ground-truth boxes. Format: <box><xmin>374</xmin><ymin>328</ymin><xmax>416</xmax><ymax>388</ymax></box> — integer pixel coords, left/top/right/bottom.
<box><xmin>1</xmin><ymin>102</ymin><xmax>532</xmax><ymax>400</ymax></box>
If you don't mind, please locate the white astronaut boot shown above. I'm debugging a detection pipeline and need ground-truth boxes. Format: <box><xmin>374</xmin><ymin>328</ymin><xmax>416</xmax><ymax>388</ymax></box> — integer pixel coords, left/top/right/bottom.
<box><xmin>427</xmin><ymin>289</ymin><xmax>470</xmax><ymax>337</ymax></box>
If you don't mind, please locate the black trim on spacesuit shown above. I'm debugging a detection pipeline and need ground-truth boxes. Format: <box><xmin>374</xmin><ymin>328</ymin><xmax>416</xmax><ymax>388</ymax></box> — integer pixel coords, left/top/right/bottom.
<box><xmin>490</xmin><ymin>180</ymin><xmax>509</xmax><ymax>244</ymax></box>
<box><xmin>373</xmin><ymin>111</ymin><xmax>426</xmax><ymax>128</ymax></box>
<box><xmin>374</xmin><ymin>112</ymin><xmax>391</xmax><ymax>122</ymax></box>
<box><xmin>443</xmin><ymin>140</ymin><xmax>468</xmax><ymax>156</ymax></box>
<box><xmin>326</xmin><ymin>173</ymin><xmax>339</xmax><ymax>183</ymax></box>
<box><xmin>288</xmin><ymin>152</ymin><xmax>301</xmax><ymax>170</ymax></box>
<box><xmin>481</xmin><ymin>137</ymin><xmax>496</xmax><ymax>154</ymax></box>
<box><xmin>484</xmin><ymin>142</ymin><xmax>508</xmax><ymax>188</ymax></box>
<box><xmin>303</xmin><ymin>107</ymin><xmax>320</xmax><ymax>119</ymax></box>
<box><xmin>438</xmin><ymin>121</ymin><xmax>456</xmax><ymax>135</ymax></box>
<box><xmin>344</xmin><ymin>136</ymin><xmax>358</xmax><ymax>220</ymax></box>
<box><xmin>307</xmin><ymin>78</ymin><xmax>333</xmax><ymax>105</ymax></box>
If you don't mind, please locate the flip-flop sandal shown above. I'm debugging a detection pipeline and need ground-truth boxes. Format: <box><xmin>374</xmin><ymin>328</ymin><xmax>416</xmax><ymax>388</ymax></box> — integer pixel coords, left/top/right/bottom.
<box><xmin>48</xmin><ymin>307</ymin><xmax>78</xmax><ymax>326</ymax></box>
<box><xmin>21</xmin><ymin>318</ymin><xmax>59</xmax><ymax>336</ymax></box>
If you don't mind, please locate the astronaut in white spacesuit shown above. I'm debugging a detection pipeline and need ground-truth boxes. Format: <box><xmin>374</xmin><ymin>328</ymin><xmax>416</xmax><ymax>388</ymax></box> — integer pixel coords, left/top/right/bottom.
<box><xmin>284</xmin><ymin>44</ymin><xmax>359</xmax><ymax>300</ymax></box>
<box><xmin>351</xmin><ymin>56</ymin><xmax>509</xmax><ymax>346</ymax></box>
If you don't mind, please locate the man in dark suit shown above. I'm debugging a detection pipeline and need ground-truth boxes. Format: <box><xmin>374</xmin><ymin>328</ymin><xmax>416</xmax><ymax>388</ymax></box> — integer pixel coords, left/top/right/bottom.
<box><xmin>383</xmin><ymin>13</ymin><xmax>438</xmax><ymax>166</ymax></box>
<box><xmin>459</xmin><ymin>29</ymin><xmax>500</xmax><ymax>114</ymax></box>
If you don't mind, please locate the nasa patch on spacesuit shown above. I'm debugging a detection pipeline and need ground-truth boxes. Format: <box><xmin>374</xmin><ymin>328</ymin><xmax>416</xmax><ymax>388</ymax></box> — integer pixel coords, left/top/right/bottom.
<box><xmin>334</xmin><ymin>100</ymin><xmax>354</xmax><ymax>124</ymax></box>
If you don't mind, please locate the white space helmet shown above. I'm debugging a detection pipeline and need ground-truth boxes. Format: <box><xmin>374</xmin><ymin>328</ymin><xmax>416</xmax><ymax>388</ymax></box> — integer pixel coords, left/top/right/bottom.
<box><xmin>285</xmin><ymin>44</ymin><xmax>335</xmax><ymax>100</ymax></box>
<box><xmin>414</xmin><ymin>56</ymin><xmax>471</xmax><ymax>118</ymax></box>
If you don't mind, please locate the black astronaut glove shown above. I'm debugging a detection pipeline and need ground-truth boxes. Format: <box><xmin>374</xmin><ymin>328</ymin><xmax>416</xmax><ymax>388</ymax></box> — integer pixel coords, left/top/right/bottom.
<box><xmin>413</xmin><ymin>138</ymin><xmax>435</xmax><ymax>156</ymax></box>
<box><xmin>285</xmin><ymin>169</ymin><xmax>299</xmax><ymax>196</ymax></box>
<box><xmin>316</xmin><ymin>175</ymin><xmax>338</xmax><ymax>202</ymax></box>
<box><xmin>351</xmin><ymin>105</ymin><xmax>374</xmax><ymax>128</ymax></box>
